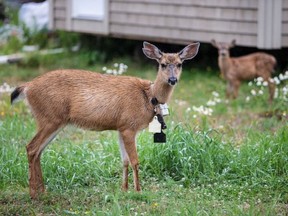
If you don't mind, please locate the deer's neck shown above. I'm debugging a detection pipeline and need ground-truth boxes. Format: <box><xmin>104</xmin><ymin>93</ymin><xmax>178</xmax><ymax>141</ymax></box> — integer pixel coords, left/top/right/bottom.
<box><xmin>219</xmin><ymin>56</ymin><xmax>232</xmax><ymax>73</ymax></box>
<box><xmin>151</xmin><ymin>75</ymin><xmax>174</xmax><ymax>104</ymax></box>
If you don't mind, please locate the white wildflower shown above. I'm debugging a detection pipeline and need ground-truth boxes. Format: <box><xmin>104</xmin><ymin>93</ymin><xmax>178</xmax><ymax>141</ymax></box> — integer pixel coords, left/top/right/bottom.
<box><xmin>207</xmin><ymin>100</ymin><xmax>216</xmax><ymax>106</ymax></box>
<box><xmin>118</xmin><ymin>68</ymin><xmax>124</xmax><ymax>75</ymax></box>
<box><xmin>192</xmin><ymin>106</ymin><xmax>203</xmax><ymax>112</ymax></box>
<box><xmin>112</xmin><ymin>69</ymin><xmax>118</xmax><ymax>75</ymax></box>
<box><xmin>175</xmin><ymin>99</ymin><xmax>187</xmax><ymax>106</ymax></box>
<box><xmin>256</xmin><ymin>81</ymin><xmax>262</xmax><ymax>86</ymax></box>
<box><xmin>207</xmin><ymin>108</ymin><xmax>213</xmax><ymax>115</ymax></box>
<box><xmin>0</xmin><ymin>82</ymin><xmax>14</xmax><ymax>93</ymax></box>
<box><xmin>274</xmin><ymin>77</ymin><xmax>280</xmax><ymax>85</ymax></box>
<box><xmin>262</xmin><ymin>81</ymin><xmax>268</xmax><ymax>86</ymax></box>
<box><xmin>214</xmin><ymin>98</ymin><xmax>221</xmax><ymax>103</ymax></box>
<box><xmin>251</xmin><ymin>89</ymin><xmax>257</xmax><ymax>96</ymax></box>
<box><xmin>203</xmin><ymin>109</ymin><xmax>209</xmax><ymax>115</ymax></box>
<box><xmin>245</xmin><ymin>96</ymin><xmax>250</xmax><ymax>102</ymax></box>
<box><xmin>258</xmin><ymin>90</ymin><xmax>263</xmax><ymax>95</ymax></box>
<box><xmin>284</xmin><ymin>71</ymin><xmax>288</xmax><ymax>80</ymax></box>
<box><xmin>283</xmin><ymin>86</ymin><xmax>288</xmax><ymax>95</ymax></box>
<box><xmin>248</xmin><ymin>81</ymin><xmax>253</xmax><ymax>86</ymax></box>
<box><xmin>257</xmin><ymin>77</ymin><xmax>264</xmax><ymax>82</ymax></box>
<box><xmin>212</xmin><ymin>91</ymin><xmax>219</xmax><ymax>97</ymax></box>
<box><xmin>186</xmin><ymin>107</ymin><xmax>191</xmax><ymax>112</ymax></box>
<box><xmin>104</xmin><ymin>63</ymin><xmax>128</xmax><ymax>75</ymax></box>
<box><xmin>106</xmin><ymin>69</ymin><xmax>112</xmax><ymax>74</ymax></box>
<box><xmin>120</xmin><ymin>63</ymin><xmax>128</xmax><ymax>70</ymax></box>
<box><xmin>279</xmin><ymin>73</ymin><xmax>284</xmax><ymax>81</ymax></box>
<box><xmin>192</xmin><ymin>105</ymin><xmax>213</xmax><ymax>116</ymax></box>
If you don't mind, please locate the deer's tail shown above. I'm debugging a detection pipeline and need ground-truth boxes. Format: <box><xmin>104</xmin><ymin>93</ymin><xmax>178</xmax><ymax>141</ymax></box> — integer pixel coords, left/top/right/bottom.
<box><xmin>11</xmin><ymin>86</ymin><xmax>25</xmax><ymax>105</ymax></box>
<box><xmin>272</xmin><ymin>56</ymin><xmax>277</xmax><ymax>74</ymax></box>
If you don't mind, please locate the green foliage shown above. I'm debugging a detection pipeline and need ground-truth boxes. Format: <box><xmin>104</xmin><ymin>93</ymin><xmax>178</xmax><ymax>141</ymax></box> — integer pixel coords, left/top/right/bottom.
<box><xmin>0</xmin><ymin>35</ymin><xmax>22</xmax><ymax>54</ymax></box>
<box><xmin>21</xmin><ymin>25</ymin><xmax>47</xmax><ymax>48</ymax></box>
<box><xmin>85</xmin><ymin>50</ymin><xmax>107</xmax><ymax>65</ymax></box>
<box><xmin>57</xmin><ymin>30</ymin><xmax>79</xmax><ymax>49</ymax></box>
<box><xmin>80</xmin><ymin>36</ymin><xmax>140</xmax><ymax>62</ymax></box>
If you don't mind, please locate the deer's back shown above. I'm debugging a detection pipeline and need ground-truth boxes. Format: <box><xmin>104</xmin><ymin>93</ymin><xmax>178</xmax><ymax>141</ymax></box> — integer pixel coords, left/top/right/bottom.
<box><xmin>25</xmin><ymin>70</ymin><xmax>155</xmax><ymax>131</ymax></box>
<box><xmin>230</xmin><ymin>52</ymin><xmax>276</xmax><ymax>80</ymax></box>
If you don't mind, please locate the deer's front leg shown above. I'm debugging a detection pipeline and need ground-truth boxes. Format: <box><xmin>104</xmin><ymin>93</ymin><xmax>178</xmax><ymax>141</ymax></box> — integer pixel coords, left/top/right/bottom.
<box><xmin>232</xmin><ymin>80</ymin><xmax>241</xmax><ymax>99</ymax></box>
<box><xmin>226</xmin><ymin>81</ymin><xmax>233</xmax><ymax>99</ymax></box>
<box><xmin>120</xmin><ymin>130</ymin><xmax>141</xmax><ymax>191</ymax></box>
<box><xmin>267</xmin><ymin>77</ymin><xmax>275</xmax><ymax>103</ymax></box>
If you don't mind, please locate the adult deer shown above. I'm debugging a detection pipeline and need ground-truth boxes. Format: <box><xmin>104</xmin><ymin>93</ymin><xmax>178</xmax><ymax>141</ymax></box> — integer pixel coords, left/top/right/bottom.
<box><xmin>11</xmin><ymin>41</ymin><xmax>200</xmax><ymax>199</ymax></box>
<box><xmin>211</xmin><ymin>39</ymin><xmax>276</xmax><ymax>102</ymax></box>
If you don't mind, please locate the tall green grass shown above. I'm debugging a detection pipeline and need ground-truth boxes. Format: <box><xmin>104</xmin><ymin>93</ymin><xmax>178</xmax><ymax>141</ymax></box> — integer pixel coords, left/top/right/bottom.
<box><xmin>1</xmin><ymin>107</ymin><xmax>287</xmax><ymax>215</ymax></box>
<box><xmin>1</xmin><ymin>102</ymin><xmax>287</xmax><ymax>201</ymax></box>
<box><xmin>140</xmin><ymin>124</ymin><xmax>287</xmax><ymax>192</ymax></box>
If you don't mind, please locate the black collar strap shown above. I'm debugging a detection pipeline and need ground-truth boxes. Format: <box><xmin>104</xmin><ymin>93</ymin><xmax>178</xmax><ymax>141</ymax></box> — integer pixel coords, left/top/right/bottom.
<box><xmin>151</xmin><ymin>97</ymin><xmax>159</xmax><ymax>106</ymax></box>
<box><xmin>151</xmin><ymin>97</ymin><xmax>167</xmax><ymax>129</ymax></box>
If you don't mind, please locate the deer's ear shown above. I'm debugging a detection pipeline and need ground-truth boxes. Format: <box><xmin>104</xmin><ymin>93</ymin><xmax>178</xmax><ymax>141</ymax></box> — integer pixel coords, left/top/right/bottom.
<box><xmin>142</xmin><ymin>41</ymin><xmax>163</xmax><ymax>60</ymax></box>
<box><xmin>211</xmin><ymin>39</ymin><xmax>218</xmax><ymax>48</ymax></box>
<box><xmin>230</xmin><ymin>39</ymin><xmax>236</xmax><ymax>48</ymax></box>
<box><xmin>179</xmin><ymin>42</ymin><xmax>200</xmax><ymax>61</ymax></box>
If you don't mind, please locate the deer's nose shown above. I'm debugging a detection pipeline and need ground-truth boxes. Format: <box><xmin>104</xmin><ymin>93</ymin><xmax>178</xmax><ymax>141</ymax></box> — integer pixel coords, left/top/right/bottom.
<box><xmin>168</xmin><ymin>77</ymin><xmax>178</xmax><ymax>86</ymax></box>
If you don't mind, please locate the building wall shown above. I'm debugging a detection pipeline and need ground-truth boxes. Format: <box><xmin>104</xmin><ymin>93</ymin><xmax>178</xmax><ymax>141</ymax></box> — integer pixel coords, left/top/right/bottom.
<box><xmin>283</xmin><ymin>0</ymin><xmax>288</xmax><ymax>47</ymax></box>
<box><xmin>109</xmin><ymin>0</ymin><xmax>258</xmax><ymax>47</ymax></box>
<box><xmin>48</xmin><ymin>0</ymin><xmax>288</xmax><ymax>49</ymax></box>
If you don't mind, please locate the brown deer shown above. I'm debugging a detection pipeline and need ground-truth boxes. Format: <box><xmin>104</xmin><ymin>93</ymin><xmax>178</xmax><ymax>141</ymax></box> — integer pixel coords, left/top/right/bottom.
<box><xmin>11</xmin><ymin>41</ymin><xmax>200</xmax><ymax>199</ymax></box>
<box><xmin>211</xmin><ymin>39</ymin><xmax>276</xmax><ymax>102</ymax></box>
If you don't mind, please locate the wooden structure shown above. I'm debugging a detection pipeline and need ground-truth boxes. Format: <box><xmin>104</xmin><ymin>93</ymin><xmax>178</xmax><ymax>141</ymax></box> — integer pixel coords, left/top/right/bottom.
<box><xmin>49</xmin><ymin>0</ymin><xmax>288</xmax><ymax>49</ymax></box>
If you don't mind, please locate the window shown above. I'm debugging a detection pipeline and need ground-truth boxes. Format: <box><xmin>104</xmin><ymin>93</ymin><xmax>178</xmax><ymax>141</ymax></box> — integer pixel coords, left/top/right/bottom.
<box><xmin>72</xmin><ymin>0</ymin><xmax>105</xmax><ymax>20</ymax></box>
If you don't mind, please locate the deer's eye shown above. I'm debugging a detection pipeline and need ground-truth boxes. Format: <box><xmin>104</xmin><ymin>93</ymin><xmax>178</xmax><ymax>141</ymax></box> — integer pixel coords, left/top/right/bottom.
<box><xmin>177</xmin><ymin>63</ymin><xmax>182</xmax><ymax>68</ymax></box>
<box><xmin>161</xmin><ymin>64</ymin><xmax>167</xmax><ymax>68</ymax></box>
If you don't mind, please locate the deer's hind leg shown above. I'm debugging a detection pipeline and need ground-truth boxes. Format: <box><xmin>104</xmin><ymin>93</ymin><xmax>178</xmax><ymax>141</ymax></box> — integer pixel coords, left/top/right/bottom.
<box><xmin>118</xmin><ymin>132</ymin><xmax>129</xmax><ymax>191</ymax></box>
<box><xmin>26</xmin><ymin>122</ymin><xmax>62</xmax><ymax>199</ymax></box>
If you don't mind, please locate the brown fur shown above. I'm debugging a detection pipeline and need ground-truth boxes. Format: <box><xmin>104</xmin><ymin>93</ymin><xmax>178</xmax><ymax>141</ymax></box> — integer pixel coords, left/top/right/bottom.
<box><xmin>12</xmin><ymin>41</ymin><xmax>200</xmax><ymax>199</ymax></box>
<box><xmin>211</xmin><ymin>39</ymin><xmax>276</xmax><ymax>102</ymax></box>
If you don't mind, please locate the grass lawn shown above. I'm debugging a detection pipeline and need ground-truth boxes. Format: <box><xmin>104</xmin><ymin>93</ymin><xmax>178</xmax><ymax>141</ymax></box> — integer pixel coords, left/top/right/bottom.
<box><xmin>0</xmin><ymin>51</ymin><xmax>287</xmax><ymax>215</ymax></box>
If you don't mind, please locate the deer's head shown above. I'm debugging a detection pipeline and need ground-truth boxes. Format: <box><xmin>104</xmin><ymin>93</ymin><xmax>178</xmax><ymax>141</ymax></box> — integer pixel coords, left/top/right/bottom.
<box><xmin>142</xmin><ymin>41</ymin><xmax>200</xmax><ymax>86</ymax></box>
<box><xmin>211</xmin><ymin>39</ymin><xmax>236</xmax><ymax>58</ymax></box>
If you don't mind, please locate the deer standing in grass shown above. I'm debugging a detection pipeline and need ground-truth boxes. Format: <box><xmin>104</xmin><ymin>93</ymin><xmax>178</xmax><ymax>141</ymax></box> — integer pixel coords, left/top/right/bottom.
<box><xmin>211</xmin><ymin>39</ymin><xmax>276</xmax><ymax>102</ymax></box>
<box><xmin>11</xmin><ymin>41</ymin><xmax>200</xmax><ymax>199</ymax></box>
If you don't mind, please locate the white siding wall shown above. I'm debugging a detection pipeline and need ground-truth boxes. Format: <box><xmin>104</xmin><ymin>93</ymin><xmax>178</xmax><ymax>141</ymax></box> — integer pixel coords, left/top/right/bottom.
<box><xmin>110</xmin><ymin>0</ymin><xmax>258</xmax><ymax>46</ymax></box>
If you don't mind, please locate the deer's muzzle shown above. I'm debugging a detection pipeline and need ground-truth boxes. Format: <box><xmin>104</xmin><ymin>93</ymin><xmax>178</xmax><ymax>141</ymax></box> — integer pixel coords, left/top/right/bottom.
<box><xmin>168</xmin><ymin>64</ymin><xmax>178</xmax><ymax>86</ymax></box>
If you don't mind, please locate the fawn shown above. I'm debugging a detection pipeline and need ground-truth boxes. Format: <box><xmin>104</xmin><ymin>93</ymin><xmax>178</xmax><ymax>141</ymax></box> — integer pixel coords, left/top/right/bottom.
<box><xmin>11</xmin><ymin>41</ymin><xmax>200</xmax><ymax>199</ymax></box>
<box><xmin>211</xmin><ymin>39</ymin><xmax>276</xmax><ymax>102</ymax></box>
